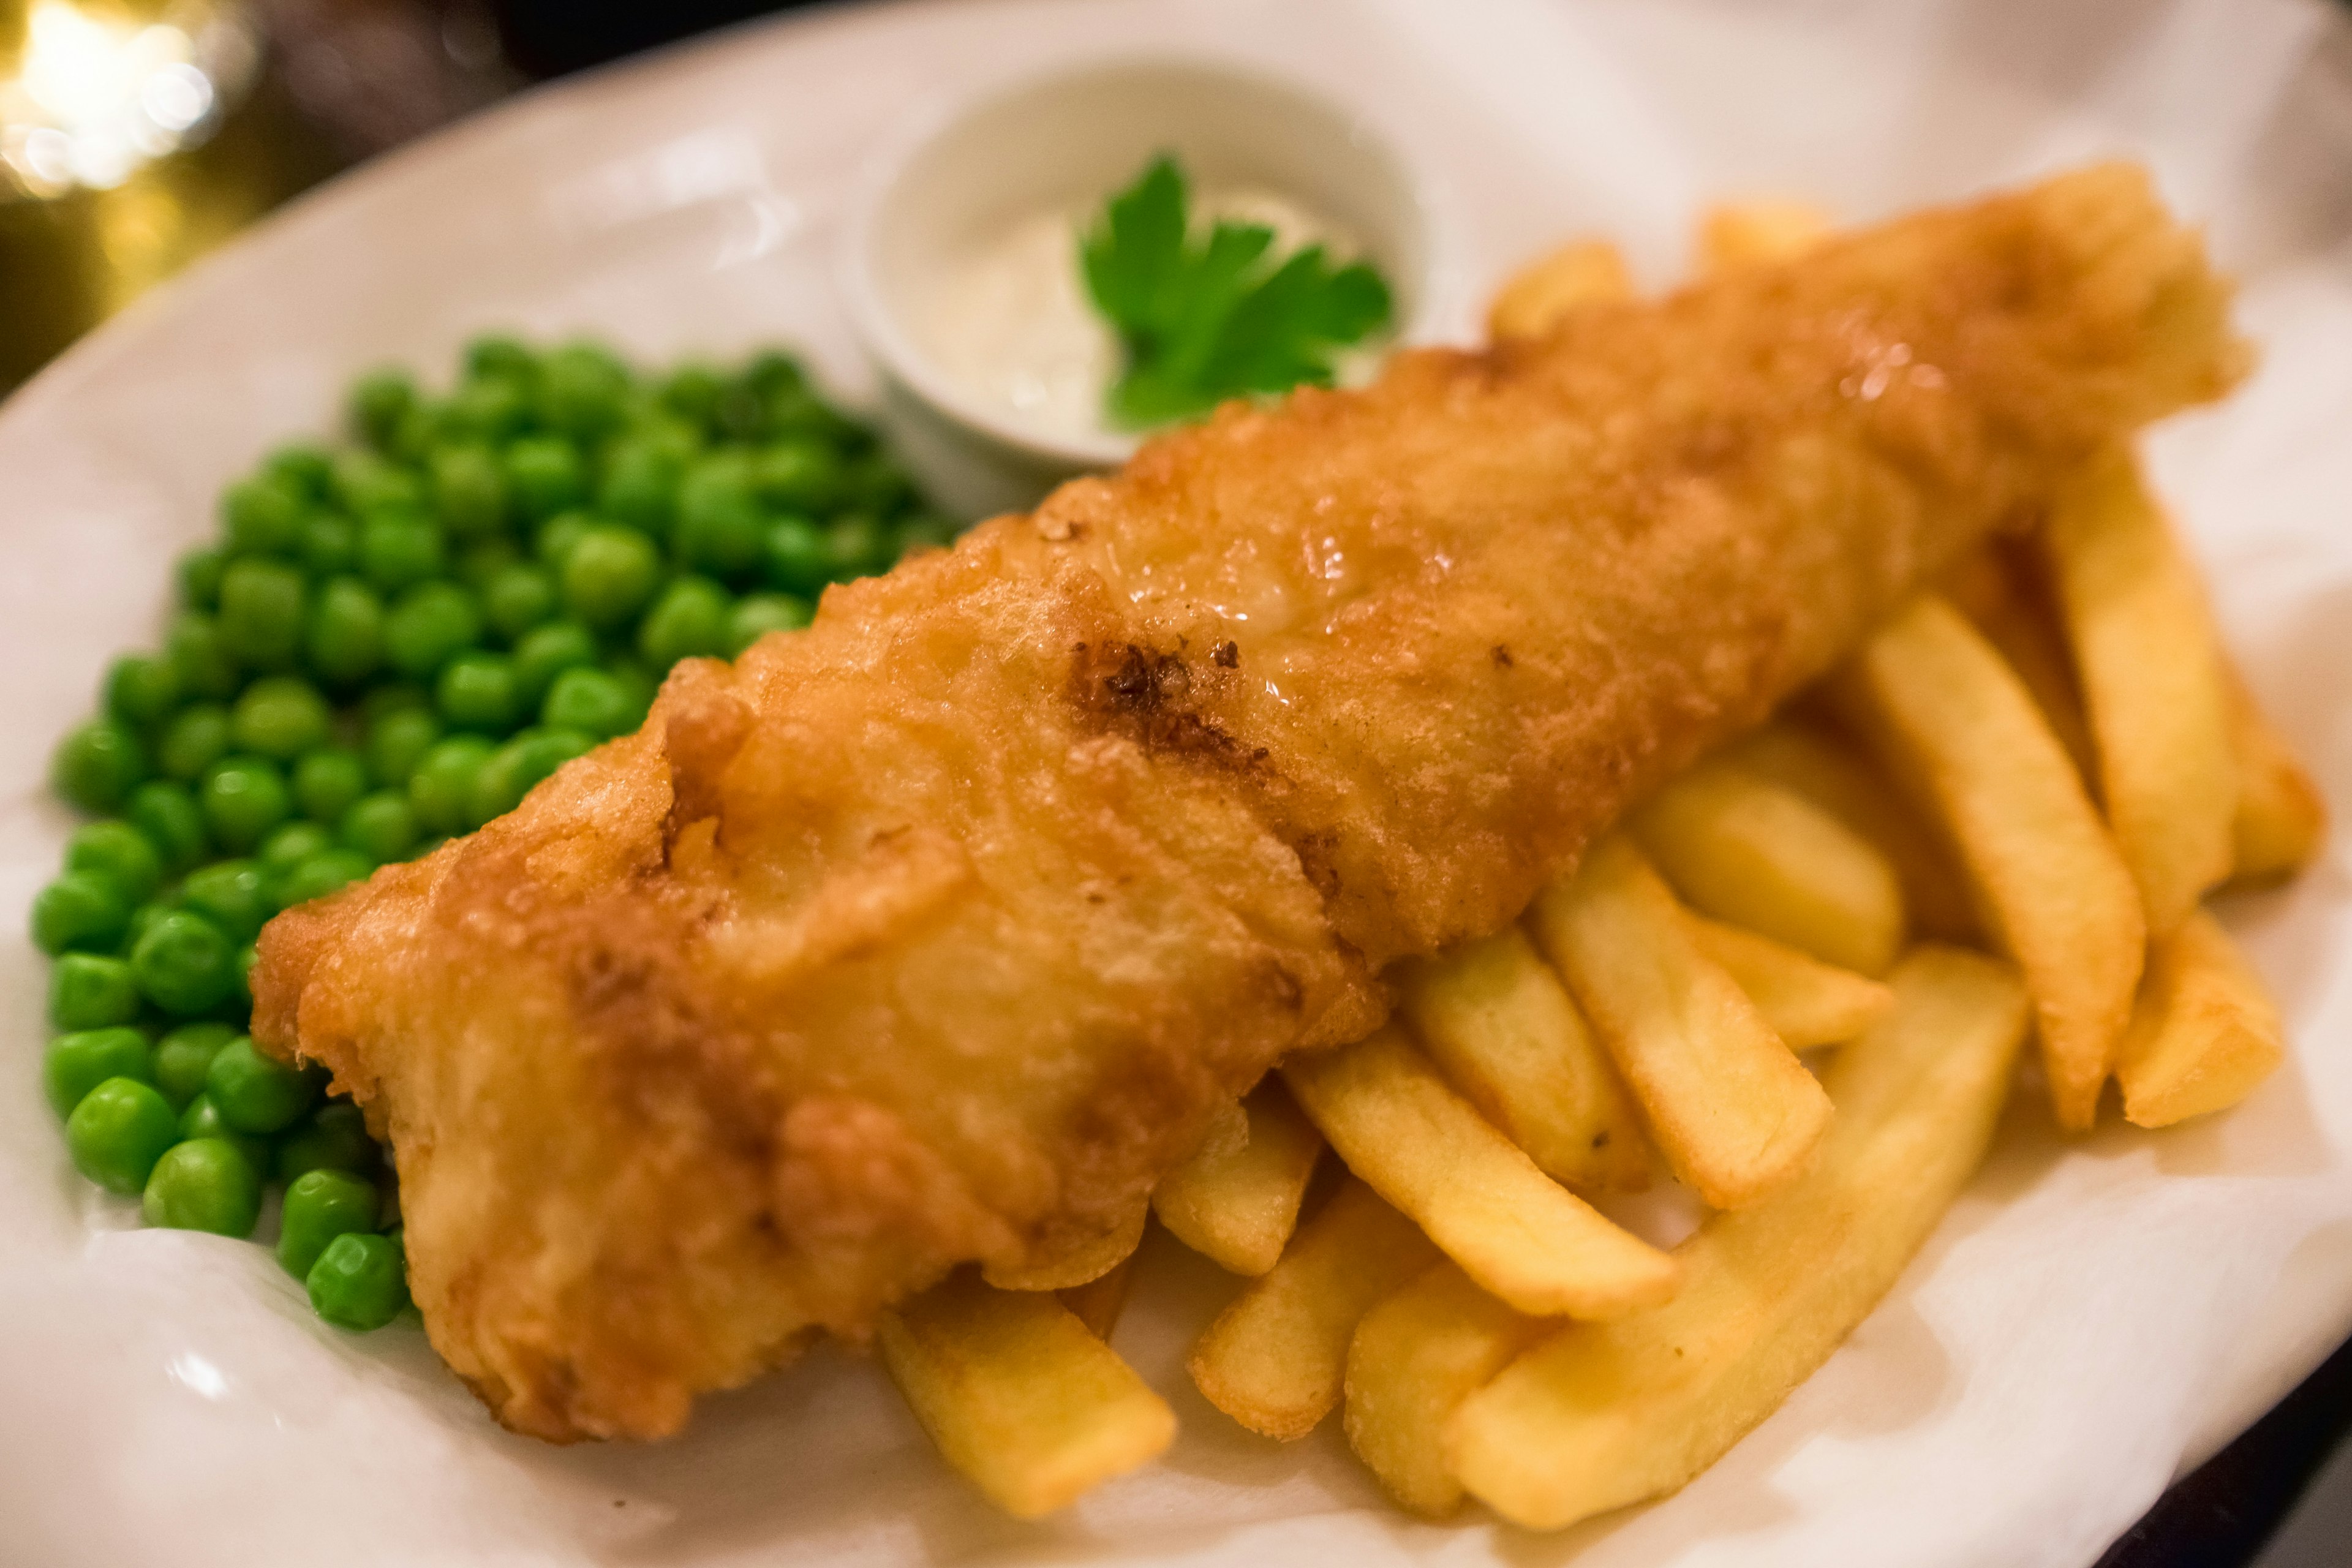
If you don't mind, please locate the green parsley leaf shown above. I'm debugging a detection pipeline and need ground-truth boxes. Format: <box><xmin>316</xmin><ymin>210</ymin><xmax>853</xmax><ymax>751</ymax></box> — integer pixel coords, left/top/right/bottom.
<box><xmin>1080</xmin><ymin>154</ymin><xmax>1393</xmax><ymax>430</ymax></box>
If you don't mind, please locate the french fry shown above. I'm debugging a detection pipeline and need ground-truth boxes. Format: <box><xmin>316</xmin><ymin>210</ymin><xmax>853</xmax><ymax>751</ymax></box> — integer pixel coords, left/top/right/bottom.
<box><xmin>2226</xmin><ymin>671</ymin><xmax>2328</xmax><ymax>886</ymax></box>
<box><xmin>1060</xmin><ymin>1253</ymin><xmax>1139</xmax><ymax>1341</ymax></box>
<box><xmin>1450</xmin><ymin>947</ymin><xmax>2031</xmax><ymax>1531</ymax></box>
<box><xmin>1529</xmin><ymin>835</ymin><xmax>1833</xmax><ymax>1208</ymax></box>
<box><xmin>983</xmin><ymin>1197</ymin><xmax>1147</xmax><ymax>1292</ymax></box>
<box><xmin>2043</xmin><ymin>448</ymin><xmax>2237</xmax><ymax>935</ymax></box>
<box><xmin>1487</xmin><ymin>238</ymin><xmax>1632</xmax><ymax>341</ymax></box>
<box><xmin>1681</xmin><ymin>909</ymin><xmax>1894</xmax><ymax>1048</ymax></box>
<box><xmin>1186</xmin><ymin>1177</ymin><xmax>1439</xmax><ymax>1439</ymax></box>
<box><xmin>878</xmin><ymin>1272</ymin><xmax>1175</xmax><ymax>1518</ymax></box>
<box><xmin>1697</xmin><ymin>198</ymin><xmax>1833</xmax><ymax>271</ymax></box>
<box><xmin>1723</xmin><ymin>720</ymin><xmax>1978</xmax><ymax>941</ymax></box>
<box><xmin>1833</xmin><ymin>596</ymin><xmax>2144</xmax><ymax>1129</ymax></box>
<box><xmin>1942</xmin><ymin>542</ymin><xmax>2100</xmax><ymax>782</ymax></box>
<box><xmin>1397</xmin><ymin>927</ymin><xmax>1650</xmax><ymax>1193</ymax></box>
<box><xmin>1151</xmin><ymin>1080</ymin><xmax>1322</xmax><ymax>1276</ymax></box>
<box><xmin>1283</xmin><ymin>1028</ymin><xmax>1679</xmax><ymax>1317</ymax></box>
<box><xmin>1343</xmin><ymin>1262</ymin><xmax>1540</xmax><ymax>1517</ymax></box>
<box><xmin>2116</xmin><ymin>908</ymin><xmax>2285</xmax><ymax>1126</ymax></box>
<box><xmin>1629</xmin><ymin>756</ymin><xmax>1906</xmax><ymax>974</ymax></box>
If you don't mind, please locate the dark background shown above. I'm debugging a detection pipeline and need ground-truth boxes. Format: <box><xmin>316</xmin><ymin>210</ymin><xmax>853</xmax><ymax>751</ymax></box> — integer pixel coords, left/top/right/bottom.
<box><xmin>1</xmin><ymin>2</ymin><xmax>2345</xmax><ymax>1561</ymax></box>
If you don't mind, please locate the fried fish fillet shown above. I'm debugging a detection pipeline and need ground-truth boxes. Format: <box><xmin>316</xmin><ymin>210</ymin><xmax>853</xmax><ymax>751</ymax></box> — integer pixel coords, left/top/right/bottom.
<box><xmin>251</xmin><ymin>164</ymin><xmax>2242</xmax><ymax>1442</ymax></box>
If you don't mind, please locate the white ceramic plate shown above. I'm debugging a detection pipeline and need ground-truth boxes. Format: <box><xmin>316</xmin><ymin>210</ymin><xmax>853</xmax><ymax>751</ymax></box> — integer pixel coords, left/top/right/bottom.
<box><xmin>5</xmin><ymin>1</ymin><xmax>2352</xmax><ymax>1564</ymax></box>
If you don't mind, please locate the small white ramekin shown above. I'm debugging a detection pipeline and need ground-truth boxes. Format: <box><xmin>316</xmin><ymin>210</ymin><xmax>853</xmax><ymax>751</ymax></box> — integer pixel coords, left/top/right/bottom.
<box><xmin>840</xmin><ymin>53</ymin><xmax>1441</xmax><ymax>521</ymax></box>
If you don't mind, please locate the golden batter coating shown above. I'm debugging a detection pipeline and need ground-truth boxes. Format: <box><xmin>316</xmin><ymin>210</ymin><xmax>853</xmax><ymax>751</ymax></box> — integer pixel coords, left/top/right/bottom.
<box><xmin>252</xmin><ymin>163</ymin><xmax>2241</xmax><ymax>1443</ymax></box>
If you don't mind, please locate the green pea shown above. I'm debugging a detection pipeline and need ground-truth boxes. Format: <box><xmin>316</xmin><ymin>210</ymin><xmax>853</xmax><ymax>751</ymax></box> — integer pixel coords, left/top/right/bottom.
<box><xmin>560</xmin><ymin>526</ymin><xmax>662</xmax><ymax>629</ymax></box>
<box><xmin>51</xmin><ymin>952</ymin><xmax>141</xmax><ymax>1030</ymax></box>
<box><xmin>448</xmin><ymin>374</ymin><xmax>533</xmax><ymax>443</ymax></box>
<box><xmin>358</xmin><ymin>511</ymin><xmax>445</xmax><ymax>595</ymax></box>
<box><xmin>469</xmin><ymin>728</ymin><xmax>594</xmax><ymax>826</ymax></box>
<box><xmin>292</xmin><ymin>746</ymin><xmax>370</xmax><ymax>824</ymax></box>
<box><xmin>67</xmin><ymin>1077</ymin><xmax>179</xmax><ymax>1194</ymax></box>
<box><xmin>713</xmin><ymin>375</ymin><xmax>768</xmax><ymax>441</ymax></box>
<box><xmin>276</xmin><ymin>1101</ymin><xmax>380</xmax><ymax>1183</ymax></box>
<box><xmin>43</xmin><ymin>1028</ymin><xmax>153</xmax><ymax>1118</ymax></box>
<box><xmin>360</xmin><ymin>681</ymin><xmax>430</xmax><ymax>722</ymax></box>
<box><xmin>221</xmin><ymin>475</ymin><xmax>303</xmax><ymax>557</ymax></box>
<box><xmin>842</xmin><ymin>451</ymin><xmax>916</xmax><ymax>518</ymax></box>
<box><xmin>511</xmin><ymin>620</ymin><xmax>598</xmax><ymax>710</ymax></box>
<box><xmin>598</xmin><ymin>439</ymin><xmax>682</xmax><ymax>535</ymax></box>
<box><xmin>143</xmin><ymin>1138</ymin><xmax>263</xmax><ymax>1237</ymax></box>
<box><xmin>182</xmin><ymin>859</ymin><xmax>270</xmax><ymax>942</ymax></box>
<box><xmin>165</xmin><ymin>611</ymin><xmax>240</xmax><ymax>699</ymax></box>
<box><xmin>31</xmin><ymin>871</ymin><xmax>129</xmax><ymax>955</ymax></box>
<box><xmin>751</xmin><ymin>439</ymin><xmax>841</xmax><ymax>513</ymax></box>
<box><xmin>764</xmin><ymin>516</ymin><xmax>831</xmax><ymax>597</ymax></box>
<box><xmin>127</xmin><ymin>780</ymin><xmax>208</xmax><ymax>872</ymax></box>
<box><xmin>638</xmin><ymin>576</ymin><xmax>732</xmax><ymax>669</ymax></box>
<box><xmin>104</xmin><ymin>654</ymin><xmax>180</xmax><ymax>729</ymax></box>
<box><xmin>537</xmin><ymin>342</ymin><xmax>631</xmax><ymax>442</ymax></box>
<box><xmin>349</xmin><ymin>367</ymin><xmax>418</xmax><ymax>448</ymax></box>
<box><xmin>330</xmin><ymin>450</ymin><xmax>423</xmax><ymax>516</ymax></box>
<box><xmin>305</xmin><ymin>576</ymin><xmax>385</xmax><ymax>687</ymax></box>
<box><xmin>205</xmin><ymin>1036</ymin><xmax>320</xmax><ymax>1134</ymax></box>
<box><xmin>435</xmin><ymin>652</ymin><xmax>521</xmax><ymax>733</ymax></box>
<box><xmin>537</xmin><ymin>668</ymin><xmax>633</xmax><ymax>738</ymax></box>
<box><xmin>658</xmin><ymin>361</ymin><xmax>726</xmax><ymax>428</ymax></box>
<box><xmin>279</xmin><ymin>848</ymin><xmax>374</xmax><ymax>906</ymax></box>
<box><xmin>235</xmin><ymin>943</ymin><xmax>258</xmax><ymax>1005</ymax></box>
<box><xmin>153</xmin><ymin>1021</ymin><xmax>238</xmax><ymax>1110</ymax></box>
<box><xmin>178</xmin><ymin>1093</ymin><xmax>271</xmax><ymax>1174</ymax></box>
<box><xmin>481</xmin><ymin>563</ymin><xmax>557</xmax><ymax>643</ymax></box>
<box><xmin>505</xmin><ymin>435</ymin><xmax>587</xmax><ymax>522</ymax></box>
<box><xmin>424</xmin><ymin>443</ymin><xmax>503</xmax><ymax>537</ymax></box>
<box><xmin>742</xmin><ymin>349</ymin><xmax>809</xmax><ymax>399</ymax></box>
<box><xmin>200</xmin><ymin>756</ymin><xmax>292</xmax><ymax>854</ymax></box>
<box><xmin>340</xmin><ymin>791</ymin><xmax>418</xmax><ymax>863</ymax></box>
<box><xmin>132</xmin><ymin>910</ymin><xmax>237</xmax><ymax>1016</ymax></box>
<box><xmin>726</xmin><ymin>592</ymin><xmax>812</xmax><ymax>656</ymax></box>
<box><xmin>384</xmin><ymin>581</ymin><xmax>484</xmax><ymax>679</ymax></box>
<box><xmin>774</xmin><ymin>387</ymin><xmax>865</xmax><ymax>448</ymax></box>
<box><xmin>464</xmin><ymin>334</ymin><xmax>538</xmax><ymax>384</ymax></box>
<box><xmin>826</xmin><ymin>514</ymin><xmax>891</xmax><ymax>581</ymax></box>
<box><xmin>218</xmin><ymin>558</ymin><xmax>306</xmax><ymax>671</ymax></box>
<box><xmin>178</xmin><ymin>546</ymin><xmax>227</xmax><ymax>611</ymax></box>
<box><xmin>407</xmin><ymin>736</ymin><xmax>496</xmax><ymax>836</ymax></box>
<box><xmin>156</xmin><ymin>703</ymin><xmax>232</xmax><ymax>782</ymax></box>
<box><xmin>533</xmin><ymin>512</ymin><xmax>592</xmax><ymax>575</ymax></box>
<box><xmin>603</xmin><ymin>660</ymin><xmax>657</xmax><ymax>728</ymax></box>
<box><xmin>674</xmin><ymin>454</ymin><xmax>766</xmax><ymax>581</ymax></box>
<box><xmin>67</xmin><ymin>819</ymin><xmax>164</xmax><ymax>905</ymax></box>
<box><xmin>299</xmin><ymin>512</ymin><xmax>359</xmax><ymax>578</ymax></box>
<box><xmin>279</xmin><ymin>1168</ymin><xmax>381</xmax><ymax>1279</ymax></box>
<box><xmin>260</xmin><ymin>819</ymin><xmax>336</xmax><ymax>876</ymax></box>
<box><xmin>265</xmin><ymin>442</ymin><xmax>334</xmax><ymax>502</ymax></box>
<box><xmin>232</xmin><ymin>676</ymin><xmax>331</xmax><ymax>760</ymax></box>
<box><xmin>52</xmin><ymin>720</ymin><xmax>148</xmax><ymax>812</ymax></box>
<box><xmin>307</xmin><ymin>1230</ymin><xmax>408</xmax><ymax>1330</ymax></box>
<box><xmin>365</xmin><ymin>704</ymin><xmax>442</xmax><ymax>788</ymax></box>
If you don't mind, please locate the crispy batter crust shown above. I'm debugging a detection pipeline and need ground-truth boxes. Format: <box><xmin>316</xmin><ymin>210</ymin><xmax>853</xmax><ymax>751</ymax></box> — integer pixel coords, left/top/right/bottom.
<box><xmin>252</xmin><ymin>163</ymin><xmax>2241</xmax><ymax>1441</ymax></box>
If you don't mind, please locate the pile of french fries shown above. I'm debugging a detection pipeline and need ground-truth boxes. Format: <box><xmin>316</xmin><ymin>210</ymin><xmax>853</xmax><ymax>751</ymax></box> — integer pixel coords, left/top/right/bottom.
<box><xmin>871</xmin><ymin>205</ymin><xmax>2328</xmax><ymax>1530</ymax></box>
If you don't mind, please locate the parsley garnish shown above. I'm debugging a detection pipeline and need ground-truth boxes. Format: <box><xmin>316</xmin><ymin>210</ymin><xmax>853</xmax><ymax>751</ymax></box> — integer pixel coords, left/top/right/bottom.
<box><xmin>1079</xmin><ymin>154</ymin><xmax>1393</xmax><ymax>430</ymax></box>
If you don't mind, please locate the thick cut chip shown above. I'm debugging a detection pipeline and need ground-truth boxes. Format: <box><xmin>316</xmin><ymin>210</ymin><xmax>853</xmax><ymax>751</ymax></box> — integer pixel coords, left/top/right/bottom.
<box><xmin>1283</xmin><ymin>1027</ymin><xmax>1678</xmax><ymax>1316</ymax></box>
<box><xmin>1630</xmin><ymin>757</ymin><xmax>1906</xmax><ymax>974</ymax></box>
<box><xmin>1450</xmin><ymin>947</ymin><xmax>2030</xmax><ymax>1531</ymax></box>
<box><xmin>1529</xmin><ymin>836</ymin><xmax>1833</xmax><ymax>1208</ymax></box>
<box><xmin>2044</xmin><ymin>448</ymin><xmax>2237</xmax><ymax>935</ymax></box>
<box><xmin>1059</xmin><ymin>1253</ymin><xmax>1139</xmax><ymax>1341</ymax></box>
<box><xmin>1681</xmin><ymin>910</ymin><xmax>1895</xmax><ymax>1049</ymax></box>
<box><xmin>2225</xmin><ymin>672</ymin><xmax>2328</xmax><ymax>886</ymax></box>
<box><xmin>1486</xmin><ymin>238</ymin><xmax>1633</xmax><ymax>341</ymax></box>
<box><xmin>1187</xmin><ymin>1178</ymin><xmax>1439</xmax><ymax>1439</ymax></box>
<box><xmin>1943</xmin><ymin>541</ymin><xmax>2100</xmax><ymax>783</ymax></box>
<box><xmin>1344</xmin><ymin>1261</ymin><xmax>1540</xmax><ymax>1517</ymax></box>
<box><xmin>2116</xmin><ymin>908</ymin><xmax>2285</xmax><ymax>1126</ymax></box>
<box><xmin>1151</xmin><ymin>1079</ymin><xmax>1322</xmax><ymax>1276</ymax></box>
<box><xmin>1724</xmin><ymin>720</ymin><xmax>1978</xmax><ymax>941</ymax></box>
<box><xmin>1698</xmin><ymin>198</ymin><xmax>1834</xmax><ymax>271</ymax></box>
<box><xmin>1834</xmin><ymin>596</ymin><xmax>2144</xmax><ymax>1129</ymax></box>
<box><xmin>1397</xmin><ymin>927</ymin><xmax>1650</xmax><ymax>1192</ymax></box>
<box><xmin>983</xmin><ymin>1198</ymin><xmax>1147</xmax><ymax>1291</ymax></box>
<box><xmin>878</xmin><ymin>1272</ymin><xmax>1176</xmax><ymax>1518</ymax></box>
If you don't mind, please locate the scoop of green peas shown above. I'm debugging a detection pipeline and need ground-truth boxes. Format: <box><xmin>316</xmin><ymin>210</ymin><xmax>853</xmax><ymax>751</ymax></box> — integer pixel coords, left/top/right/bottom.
<box><xmin>36</xmin><ymin>336</ymin><xmax>947</xmax><ymax>1335</ymax></box>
